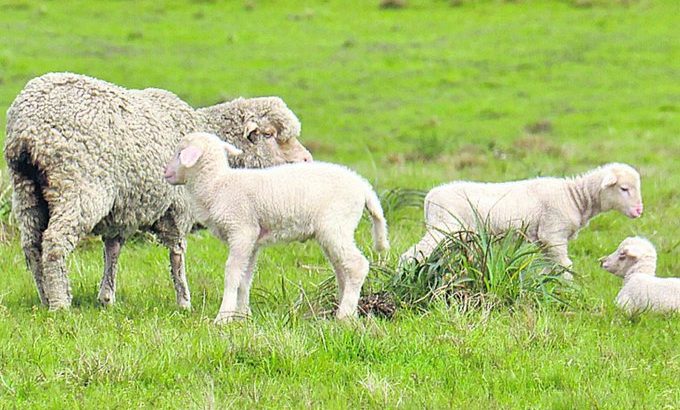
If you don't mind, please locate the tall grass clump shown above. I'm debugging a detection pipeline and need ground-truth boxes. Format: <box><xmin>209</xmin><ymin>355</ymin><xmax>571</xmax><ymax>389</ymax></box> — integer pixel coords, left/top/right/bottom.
<box><xmin>379</xmin><ymin>188</ymin><xmax>426</xmax><ymax>217</ymax></box>
<box><xmin>294</xmin><ymin>219</ymin><xmax>578</xmax><ymax>320</ymax></box>
<box><xmin>387</xmin><ymin>223</ymin><xmax>577</xmax><ymax>312</ymax></box>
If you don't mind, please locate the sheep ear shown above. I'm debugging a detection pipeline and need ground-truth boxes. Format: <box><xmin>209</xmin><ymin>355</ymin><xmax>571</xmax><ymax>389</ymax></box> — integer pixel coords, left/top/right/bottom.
<box><xmin>244</xmin><ymin>121</ymin><xmax>259</xmax><ymax>143</ymax></box>
<box><xmin>179</xmin><ymin>146</ymin><xmax>202</xmax><ymax>168</ymax></box>
<box><xmin>601</xmin><ymin>171</ymin><xmax>618</xmax><ymax>188</ymax></box>
<box><xmin>222</xmin><ymin>141</ymin><xmax>243</xmax><ymax>157</ymax></box>
<box><xmin>622</xmin><ymin>246</ymin><xmax>640</xmax><ymax>260</ymax></box>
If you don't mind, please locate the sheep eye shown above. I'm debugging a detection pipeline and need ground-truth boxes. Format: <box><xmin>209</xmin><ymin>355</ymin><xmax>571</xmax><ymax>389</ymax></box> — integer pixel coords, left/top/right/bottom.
<box><xmin>618</xmin><ymin>253</ymin><xmax>627</xmax><ymax>260</ymax></box>
<box><xmin>619</xmin><ymin>186</ymin><xmax>629</xmax><ymax>192</ymax></box>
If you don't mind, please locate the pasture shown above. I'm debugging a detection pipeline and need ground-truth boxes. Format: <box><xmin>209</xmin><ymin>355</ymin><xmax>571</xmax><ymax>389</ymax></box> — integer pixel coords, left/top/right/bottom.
<box><xmin>0</xmin><ymin>0</ymin><xmax>678</xmax><ymax>407</ymax></box>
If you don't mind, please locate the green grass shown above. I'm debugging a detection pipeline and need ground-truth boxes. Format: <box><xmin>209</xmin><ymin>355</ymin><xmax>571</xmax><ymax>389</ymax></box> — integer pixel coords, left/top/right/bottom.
<box><xmin>391</xmin><ymin>223</ymin><xmax>575</xmax><ymax>311</ymax></box>
<box><xmin>1</xmin><ymin>0</ymin><xmax>679</xmax><ymax>407</ymax></box>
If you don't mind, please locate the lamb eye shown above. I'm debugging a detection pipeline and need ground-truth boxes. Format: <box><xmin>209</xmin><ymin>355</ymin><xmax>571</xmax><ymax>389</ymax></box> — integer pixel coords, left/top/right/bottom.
<box><xmin>618</xmin><ymin>253</ymin><xmax>627</xmax><ymax>260</ymax></box>
<box><xmin>619</xmin><ymin>186</ymin><xmax>629</xmax><ymax>193</ymax></box>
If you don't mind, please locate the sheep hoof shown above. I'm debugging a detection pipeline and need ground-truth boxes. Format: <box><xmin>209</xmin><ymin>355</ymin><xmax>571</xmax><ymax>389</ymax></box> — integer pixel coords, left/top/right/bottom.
<box><xmin>177</xmin><ymin>299</ymin><xmax>192</xmax><ymax>310</ymax></box>
<box><xmin>47</xmin><ymin>300</ymin><xmax>71</xmax><ymax>311</ymax></box>
<box><xmin>335</xmin><ymin>310</ymin><xmax>358</xmax><ymax>321</ymax></box>
<box><xmin>213</xmin><ymin>312</ymin><xmax>236</xmax><ymax>325</ymax></box>
<box><xmin>562</xmin><ymin>271</ymin><xmax>574</xmax><ymax>281</ymax></box>
<box><xmin>98</xmin><ymin>291</ymin><xmax>116</xmax><ymax>307</ymax></box>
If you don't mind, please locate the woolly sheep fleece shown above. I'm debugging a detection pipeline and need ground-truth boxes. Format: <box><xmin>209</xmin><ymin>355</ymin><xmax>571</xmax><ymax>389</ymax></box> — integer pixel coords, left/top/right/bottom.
<box><xmin>4</xmin><ymin>72</ymin><xmax>312</xmax><ymax>310</ymax></box>
<box><xmin>601</xmin><ymin>236</ymin><xmax>680</xmax><ymax>313</ymax></box>
<box><xmin>164</xmin><ymin>132</ymin><xmax>389</xmax><ymax>323</ymax></box>
<box><xmin>401</xmin><ymin>163</ymin><xmax>643</xmax><ymax>277</ymax></box>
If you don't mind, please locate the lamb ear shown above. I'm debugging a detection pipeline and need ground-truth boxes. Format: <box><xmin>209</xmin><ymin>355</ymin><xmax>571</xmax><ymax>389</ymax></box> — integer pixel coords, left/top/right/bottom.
<box><xmin>243</xmin><ymin>121</ymin><xmax>259</xmax><ymax>143</ymax></box>
<box><xmin>622</xmin><ymin>246</ymin><xmax>641</xmax><ymax>260</ymax></box>
<box><xmin>601</xmin><ymin>171</ymin><xmax>618</xmax><ymax>188</ymax></box>
<box><xmin>179</xmin><ymin>146</ymin><xmax>203</xmax><ymax>168</ymax></box>
<box><xmin>222</xmin><ymin>141</ymin><xmax>243</xmax><ymax>156</ymax></box>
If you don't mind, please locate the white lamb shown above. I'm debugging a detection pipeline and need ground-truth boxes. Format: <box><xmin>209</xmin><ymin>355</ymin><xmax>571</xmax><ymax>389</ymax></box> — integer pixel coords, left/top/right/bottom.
<box><xmin>164</xmin><ymin>132</ymin><xmax>390</xmax><ymax>323</ymax></box>
<box><xmin>600</xmin><ymin>237</ymin><xmax>680</xmax><ymax>313</ymax></box>
<box><xmin>401</xmin><ymin>163</ymin><xmax>643</xmax><ymax>279</ymax></box>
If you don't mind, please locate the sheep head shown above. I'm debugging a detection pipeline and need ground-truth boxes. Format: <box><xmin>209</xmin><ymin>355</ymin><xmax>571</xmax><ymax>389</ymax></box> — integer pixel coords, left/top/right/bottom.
<box><xmin>598</xmin><ymin>163</ymin><xmax>643</xmax><ymax>219</ymax></box>
<box><xmin>600</xmin><ymin>236</ymin><xmax>657</xmax><ymax>278</ymax></box>
<box><xmin>204</xmin><ymin>97</ymin><xmax>313</xmax><ymax>168</ymax></box>
<box><xmin>240</xmin><ymin>100</ymin><xmax>313</xmax><ymax>165</ymax></box>
<box><xmin>165</xmin><ymin>132</ymin><xmax>241</xmax><ymax>185</ymax></box>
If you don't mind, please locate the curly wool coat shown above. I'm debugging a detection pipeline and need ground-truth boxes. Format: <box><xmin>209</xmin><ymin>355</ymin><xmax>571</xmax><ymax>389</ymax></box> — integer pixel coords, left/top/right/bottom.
<box><xmin>4</xmin><ymin>72</ymin><xmax>312</xmax><ymax>310</ymax></box>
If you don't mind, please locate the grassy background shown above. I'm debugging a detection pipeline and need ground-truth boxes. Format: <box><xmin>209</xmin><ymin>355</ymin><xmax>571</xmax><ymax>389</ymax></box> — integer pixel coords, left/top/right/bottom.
<box><xmin>1</xmin><ymin>0</ymin><xmax>679</xmax><ymax>407</ymax></box>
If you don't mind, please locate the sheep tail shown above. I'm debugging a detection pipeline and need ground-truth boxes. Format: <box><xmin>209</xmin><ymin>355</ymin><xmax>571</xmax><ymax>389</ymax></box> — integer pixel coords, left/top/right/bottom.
<box><xmin>364</xmin><ymin>187</ymin><xmax>390</xmax><ymax>252</ymax></box>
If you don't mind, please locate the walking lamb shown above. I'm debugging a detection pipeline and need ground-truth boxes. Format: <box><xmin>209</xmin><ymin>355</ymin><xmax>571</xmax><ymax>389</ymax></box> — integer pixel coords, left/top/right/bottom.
<box><xmin>401</xmin><ymin>163</ymin><xmax>643</xmax><ymax>279</ymax></box>
<box><xmin>164</xmin><ymin>132</ymin><xmax>389</xmax><ymax>323</ymax></box>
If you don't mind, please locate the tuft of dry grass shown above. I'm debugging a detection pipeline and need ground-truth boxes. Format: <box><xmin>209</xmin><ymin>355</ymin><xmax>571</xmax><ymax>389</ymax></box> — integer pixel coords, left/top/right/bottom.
<box><xmin>512</xmin><ymin>135</ymin><xmax>564</xmax><ymax>158</ymax></box>
<box><xmin>379</xmin><ymin>0</ymin><xmax>407</xmax><ymax>9</ymax></box>
<box><xmin>524</xmin><ymin>119</ymin><xmax>553</xmax><ymax>135</ymax></box>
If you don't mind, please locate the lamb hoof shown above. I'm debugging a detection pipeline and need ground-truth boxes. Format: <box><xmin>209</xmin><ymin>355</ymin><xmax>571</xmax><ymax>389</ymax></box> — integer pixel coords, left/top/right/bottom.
<box><xmin>562</xmin><ymin>271</ymin><xmax>574</xmax><ymax>281</ymax></box>
<box><xmin>177</xmin><ymin>299</ymin><xmax>192</xmax><ymax>310</ymax></box>
<box><xmin>214</xmin><ymin>312</ymin><xmax>236</xmax><ymax>325</ymax></box>
<box><xmin>335</xmin><ymin>309</ymin><xmax>358</xmax><ymax>321</ymax></box>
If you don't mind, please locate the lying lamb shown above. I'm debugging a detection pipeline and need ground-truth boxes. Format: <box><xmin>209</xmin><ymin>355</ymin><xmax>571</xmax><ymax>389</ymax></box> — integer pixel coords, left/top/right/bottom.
<box><xmin>164</xmin><ymin>132</ymin><xmax>390</xmax><ymax>323</ymax></box>
<box><xmin>401</xmin><ymin>163</ymin><xmax>643</xmax><ymax>278</ymax></box>
<box><xmin>600</xmin><ymin>237</ymin><xmax>680</xmax><ymax>313</ymax></box>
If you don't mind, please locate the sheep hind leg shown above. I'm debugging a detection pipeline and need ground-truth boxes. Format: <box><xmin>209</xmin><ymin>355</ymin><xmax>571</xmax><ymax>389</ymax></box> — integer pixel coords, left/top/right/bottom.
<box><xmin>321</xmin><ymin>240</ymin><xmax>369</xmax><ymax>320</ymax></box>
<box><xmin>538</xmin><ymin>234</ymin><xmax>574</xmax><ymax>281</ymax></box>
<box><xmin>236</xmin><ymin>249</ymin><xmax>259</xmax><ymax>317</ymax></box>
<box><xmin>399</xmin><ymin>230</ymin><xmax>446</xmax><ymax>265</ymax></box>
<box><xmin>98</xmin><ymin>237</ymin><xmax>125</xmax><ymax>306</ymax></box>
<box><xmin>9</xmin><ymin>168</ymin><xmax>50</xmax><ymax>305</ymax></box>
<box><xmin>41</xmin><ymin>201</ymin><xmax>106</xmax><ymax>310</ymax></box>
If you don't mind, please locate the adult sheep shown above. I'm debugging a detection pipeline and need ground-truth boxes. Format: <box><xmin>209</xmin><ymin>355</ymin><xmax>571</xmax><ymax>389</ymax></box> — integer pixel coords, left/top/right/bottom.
<box><xmin>4</xmin><ymin>72</ymin><xmax>312</xmax><ymax>310</ymax></box>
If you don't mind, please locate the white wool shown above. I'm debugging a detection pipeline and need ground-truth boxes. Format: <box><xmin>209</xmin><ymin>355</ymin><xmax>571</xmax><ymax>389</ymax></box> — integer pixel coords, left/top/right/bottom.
<box><xmin>601</xmin><ymin>236</ymin><xmax>680</xmax><ymax>313</ymax></box>
<box><xmin>165</xmin><ymin>132</ymin><xmax>389</xmax><ymax>323</ymax></box>
<box><xmin>400</xmin><ymin>163</ymin><xmax>643</xmax><ymax>278</ymax></box>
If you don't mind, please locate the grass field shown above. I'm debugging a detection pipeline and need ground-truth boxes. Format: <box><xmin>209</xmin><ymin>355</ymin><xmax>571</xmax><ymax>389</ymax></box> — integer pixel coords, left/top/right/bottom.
<box><xmin>1</xmin><ymin>0</ymin><xmax>679</xmax><ymax>408</ymax></box>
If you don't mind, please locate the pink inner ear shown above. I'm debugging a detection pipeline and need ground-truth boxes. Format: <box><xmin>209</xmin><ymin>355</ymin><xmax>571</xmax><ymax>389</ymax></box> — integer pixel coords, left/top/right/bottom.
<box><xmin>602</xmin><ymin>172</ymin><xmax>618</xmax><ymax>188</ymax></box>
<box><xmin>179</xmin><ymin>146</ymin><xmax>203</xmax><ymax>167</ymax></box>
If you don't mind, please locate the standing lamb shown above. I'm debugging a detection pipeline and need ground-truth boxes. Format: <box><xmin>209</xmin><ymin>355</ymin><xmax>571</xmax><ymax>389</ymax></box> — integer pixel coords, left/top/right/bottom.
<box><xmin>400</xmin><ymin>163</ymin><xmax>643</xmax><ymax>278</ymax></box>
<box><xmin>164</xmin><ymin>132</ymin><xmax>389</xmax><ymax>323</ymax></box>
<box><xmin>4</xmin><ymin>72</ymin><xmax>312</xmax><ymax>310</ymax></box>
<box><xmin>600</xmin><ymin>237</ymin><xmax>680</xmax><ymax>313</ymax></box>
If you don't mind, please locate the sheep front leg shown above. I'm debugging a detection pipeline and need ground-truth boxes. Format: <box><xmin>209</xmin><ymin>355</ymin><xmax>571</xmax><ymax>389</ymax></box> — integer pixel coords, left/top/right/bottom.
<box><xmin>541</xmin><ymin>236</ymin><xmax>574</xmax><ymax>280</ymax></box>
<box><xmin>98</xmin><ymin>237</ymin><xmax>125</xmax><ymax>306</ymax></box>
<box><xmin>169</xmin><ymin>240</ymin><xmax>191</xmax><ymax>310</ymax></box>
<box><xmin>215</xmin><ymin>237</ymin><xmax>256</xmax><ymax>325</ymax></box>
<box><xmin>399</xmin><ymin>230</ymin><xmax>446</xmax><ymax>265</ymax></box>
